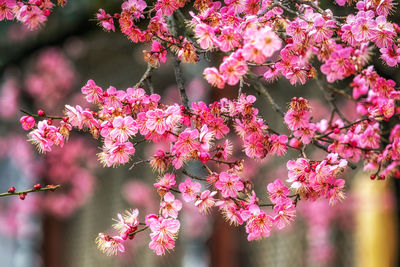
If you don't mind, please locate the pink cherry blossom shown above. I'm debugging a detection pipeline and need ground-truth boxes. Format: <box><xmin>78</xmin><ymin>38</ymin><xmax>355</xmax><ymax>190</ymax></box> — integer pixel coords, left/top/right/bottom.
<box><xmin>195</xmin><ymin>190</ymin><xmax>217</xmax><ymax>214</ymax></box>
<box><xmin>95</xmin><ymin>234</ymin><xmax>125</xmax><ymax>256</ymax></box>
<box><xmin>0</xmin><ymin>0</ymin><xmax>15</xmax><ymax>21</ymax></box>
<box><xmin>178</xmin><ymin>179</ymin><xmax>201</xmax><ymax>202</ymax></box>
<box><xmin>245</xmin><ymin>205</ymin><xmax>274</xmax><ymax>241</ymax></box>
<box><xmin>160</xmin><ymin>192</ymin><xmax>182</xmax><ymax>219</ymax></box>
<box><xmin>267</xmin><ymin>179</ymin><xmax>290</xmax><ymax>203</ymax></box>
<box><xmin>97</xmin><ymin>9</ymin><xmax>115</xmax><ymax>32</ymax></box>
<box><xmin>81</xmin><ymin>79</ymin><xmax>103</xmax><ymax>103</ymax></box>
<box><xmin>112</xmin><ymin>209</ymin><xmax>139</xmax><ymax>239</ymax></box>
<box><xmin>154</xmin><ymin>173</ymin><xmax>176</xmax><ymax>191</ymax></box>
<box><xmin>203</xmin><ymin>67</ymin><xmax>226</xmax><ymax>89</ymax></box>
<box><xmin>215</xmin><ymin>172</ymin><xmax>244</xmax><ymax>198</ymax></box>
<box><xmin>148</xmin><ymin>216</ymin><xmax>180</xmax><ymax>255</ymax></box>
<box><xmin>20</xmin><ymin>116</ymin><xmax>35</xmax><ymax>130</ymax></box>
<box><xmin>110</xmin><ymin>116</ymin><xmax>138</xmax><ymax>142</ymax></box>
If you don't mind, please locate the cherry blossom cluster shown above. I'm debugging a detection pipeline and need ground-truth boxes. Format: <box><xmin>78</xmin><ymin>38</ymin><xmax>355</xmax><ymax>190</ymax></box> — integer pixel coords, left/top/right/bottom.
<box><xmin>0</xmin><ymin>0</ymin><xmax>67</xmax><ymax>29</ymax></box>
<box><xmin>93</xmin><ymin>0</ymin><xmax>399</xmax><ymax>89</ymax></box>
<box><xmin>21</xmin><ymin>80</ymin><xmax>354</xmax><ymax>255</ymax></box>
<box><xmin>7</xmin><ymin>0</ymin><xmax>400</xmax><ymax>258</ymax></box>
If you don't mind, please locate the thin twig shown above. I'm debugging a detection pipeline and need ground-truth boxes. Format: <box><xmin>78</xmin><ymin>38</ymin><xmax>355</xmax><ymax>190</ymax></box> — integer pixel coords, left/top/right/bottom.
<box><xmin>182</xmin><ymin>169</ymin><xmax>207</xmax><ymax>181</ymax></box>
<box><xmin>326</xmin><ymin>84</ymin><xmax>353</xmax><ymax>100</ymax></box>
<box><xmin>209</xmin><ymin>158</ymin><xmax>238</xmax><ymax>166</ymax></box>
<box><xmin>128</xmin><ymin>226</ymin><xmax>149</xmax><ymax>236</ymax></box>
<box><xmin>238</xmin><ymin>78</ymin><xmax>244</xmax><ymax>99</ymax></box>
<box><xmin>170</xmin><ymin>188</ymin><xmax>181</xmax><ymax>193</ymax></box>
<box><xmin>129</xmin><ymin>159</ymin><xmax>150</xmax><ymax>170</ymax></box>
<box><xmin>134</xmin><ymin>63</ymin><xmax>154</xmax><ymax>90</ymax></box>
<box><xmin>258</xmin><ymin>0</ymin><xmax>279</xmax><ymax>16</ymax></box>
<box><xmin>20</xmin><ymin>109</ymin><xmax>63</xmax><ymax>120</ymax></box>
<box><xmin>0</xmin><ymin>185</ymin><xmax>61</xmax><ymax>197</ymax></box>
<box><xmin>144</xmin><ymin>78</ymin><xmax>155</xmax><ymax>94</ymax></box>
<box><xmin>314</xmin><ymin>78</ymin><xmax>350</xmax><ymax>124</ymax></box>
<box><xmin>253</xmin><ymin>81</ymin><xmax>285</xmax><ymax>117</ymax></box>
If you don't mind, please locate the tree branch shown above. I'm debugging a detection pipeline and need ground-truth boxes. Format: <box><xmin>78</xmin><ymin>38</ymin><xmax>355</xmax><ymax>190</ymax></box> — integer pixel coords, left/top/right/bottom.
<box><xmin>0</xmin><ymin>185</ymin><xmax>61</xmax><ymax>198</ymax></box>
<box><xmin>20</xmin><ymin>109</ymin><xmax>63</xmax><ymax>120</ymax></box>
<box><xmin>134</xmin><ymin>63</ymin><xmax>155</xmax><ymax>92</ymax></box>
<box><xmin>253</xmin><ymin>80</ymin><xmax>285</xmax><ymax>117</ymax></box>
<box><xmin>172</xmin><ymin>57</ymin><xmax>190</xmax><ymax>109</ymax></box>
<box><xmin>314</xmin><ymin>78</ymin><xmax>350</xmax><ymax>124</ymax></box>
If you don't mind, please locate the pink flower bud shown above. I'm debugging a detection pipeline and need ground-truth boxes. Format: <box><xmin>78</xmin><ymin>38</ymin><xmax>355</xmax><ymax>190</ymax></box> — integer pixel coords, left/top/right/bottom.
<box><xmin>20</xmin><ymin>116</ymin><xmax>35</xmax><ymax>130</ymax></box>
<box><xmin>289</xmin><ymin>138</ymin><xmax>301</xmax><ymax>148</ymax></box>
<box><xmin>37</xmin><ymin>109</ymin><xmax>45</xmax><ymax>116</ymax></box>
<box><xmin>199</xmin><ymin>152</ymin><xmax>210</xmax><ymax>163</ymax></box>
<box><xmin>43</xmin><ymin>9</ymin><xmax>51</xmax><ymax>16</ymax></box>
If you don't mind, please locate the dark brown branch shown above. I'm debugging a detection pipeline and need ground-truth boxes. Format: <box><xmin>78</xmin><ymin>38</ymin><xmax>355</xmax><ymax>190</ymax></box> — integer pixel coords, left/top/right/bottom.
<box><xmin>314</xmin><ymin>78</ymin><xmax>350</xmax><ymax>124</ymax></box>
<box><xmin>253</xmin><ymin>81</ymin><xmax>285</xmax><ymax>117</ymax></box>
<box><xmin>182</xmin><ymin>169</ymin><xmax>208</xmax><ymax>181</ymax></box>
<box><xmin>238</xmin><ymin>78</ymin><xmax>244</xmax><ymax>99</ymax></box>
<box><xmin>326</xmin><ymin>84</ymin><xmax>353</xmax><ymax>100</ymax></box>
<box><xmin>168</xmin><ymin>15</ymin><xmax>190</xmax><ymax>109</ymax></box>
<box><xmin>134</xmin><ymin>63</ymin><xmax>155</xmax><ymax>91</ymax></box>
<box><xmin>173</xmin><ymin>57</ymin><xmax>190</xmax><ymax>109</ymax></box>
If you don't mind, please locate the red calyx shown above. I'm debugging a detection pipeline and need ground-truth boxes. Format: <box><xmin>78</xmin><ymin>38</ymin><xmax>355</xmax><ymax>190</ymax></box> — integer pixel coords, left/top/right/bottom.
<box><xmin>311</xmin><ymin>162</ymin><xmax>319</xmax><ymax>169</ymax></box>
<box><xmin>370</xmin><ymin>174</ymin><xmax>376</xmax><ymax>180</ymax></box>
<box><xmin>19</xmin><ymin>193</ymin><xmax>27</xmax><ymax>200</ymax></box>
<box><xmin>285</xmin><ymin>38</ymin><xmax>293</xmax><ymax>44</ymax></box>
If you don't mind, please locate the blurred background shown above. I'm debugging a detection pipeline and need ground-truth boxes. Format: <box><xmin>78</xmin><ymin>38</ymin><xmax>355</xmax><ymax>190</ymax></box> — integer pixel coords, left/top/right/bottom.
<box><xmin>0</xmin><ymin>1</ymin><xmax>399</xmax><ymax>267</ymax></box>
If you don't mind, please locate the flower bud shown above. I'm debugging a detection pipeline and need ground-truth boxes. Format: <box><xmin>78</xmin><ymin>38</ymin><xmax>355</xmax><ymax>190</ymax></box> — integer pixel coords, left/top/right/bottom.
<box><xmin>289</xmin><ymin>138</ymin><xmax>301</xmax><ymax>148</ymax></box>
<box><xmin>33</xmin><ymin>184</ymin><xmax>42</xmax><ymax>190</ymax></box>
<box><xmin>199</xmin><ymin>152</ymin><xmax>210</xmax><ymax>163</ymax></box>
<box><xmin>37</xmin><ymin>109</ymin><xmax>45</xmax><ymax>116</ymax></box>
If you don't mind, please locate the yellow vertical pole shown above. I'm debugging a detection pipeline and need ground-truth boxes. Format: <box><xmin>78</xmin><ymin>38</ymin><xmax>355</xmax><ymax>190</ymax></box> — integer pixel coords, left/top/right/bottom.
<box><xmin>353</xmin><ymin>172</ymin><xmax>397</xmax><ymax>267</ymax></box>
